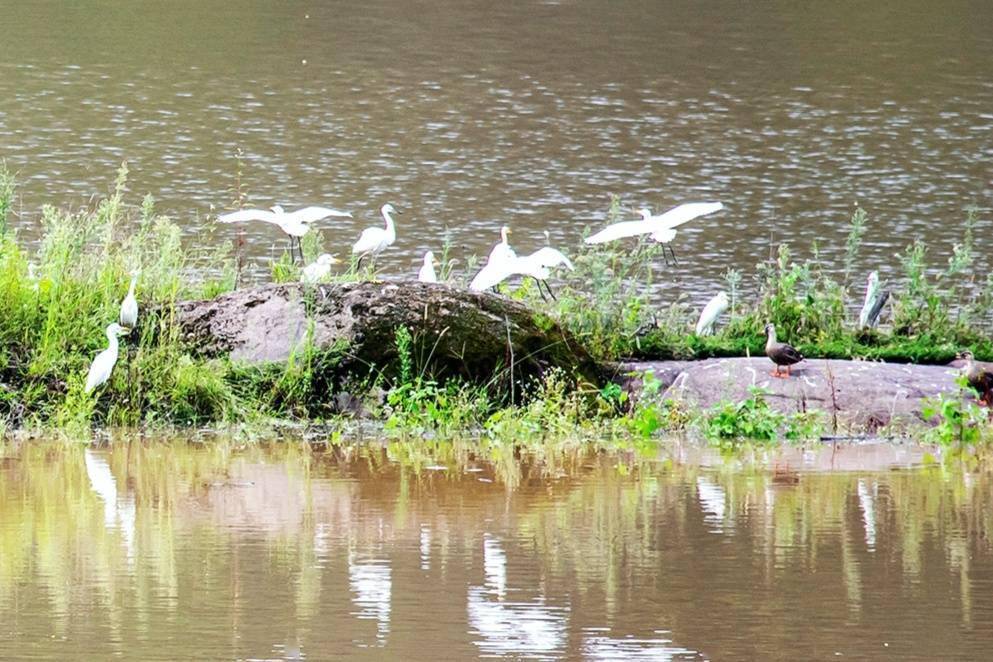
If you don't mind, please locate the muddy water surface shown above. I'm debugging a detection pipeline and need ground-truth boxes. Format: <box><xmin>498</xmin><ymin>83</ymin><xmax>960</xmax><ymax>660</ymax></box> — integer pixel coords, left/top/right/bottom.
<box><xmin>1</xmin><ymin>440</ymin><xmax>992</xmax><ymax>660</ymax></box>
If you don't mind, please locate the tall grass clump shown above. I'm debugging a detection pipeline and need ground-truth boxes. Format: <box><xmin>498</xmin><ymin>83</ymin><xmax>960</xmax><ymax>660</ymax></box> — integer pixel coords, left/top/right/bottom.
<box><xmin>0</xmin><ymin>163</ymin><xmax>241</xmax><ymax>427</ymax></box>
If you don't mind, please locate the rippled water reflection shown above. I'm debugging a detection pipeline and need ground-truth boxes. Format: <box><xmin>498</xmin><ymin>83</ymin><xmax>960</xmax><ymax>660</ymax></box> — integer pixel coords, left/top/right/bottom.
<box><xmin>1</xmin><ymin>1</ymin><xmax>990</xmax><ymax>296</ymax></box>
<box><xmin>1</xmin><ymin>440</ymin><xmax>992</xmax><ymax>659</ymax></box>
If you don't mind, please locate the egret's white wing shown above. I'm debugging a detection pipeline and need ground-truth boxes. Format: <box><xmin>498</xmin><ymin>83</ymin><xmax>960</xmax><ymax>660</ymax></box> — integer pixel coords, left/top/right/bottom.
<box><xmin>528</xmin><ymin>247</ymin><xmax>573</xmax><ymax>270</ymax></box>
<box><xmin>352</xmin><ymin>227</ymin><xmax>386</xmax><ymax>254</ymax></box>
<box><xmin>287</xmin><ymin>206</ymin><xmax>352</xmax><ymax>224</ymax></box>
<box><xmin>418</xmin><ymin>263</ymin><xmax>438</xmax><ymax>283</ymax></box>
<box><xmin>650</xmin><ymin>202</ymin><xmax>724</xmax><ymax>229</ymax></box>
<box><xmin>584</xmin><ymin>219</ymin><xmax>651</xmax><ymax>244</ymax></box>
<box><xmin>119</xmin><ymin>294</ymin><xmax>138</xmax><ymax>328</ymax></box>
<box><xmin>85</xmin><ymin>348</ymin><xmax>115</xmax><ymax>393</ymax></box>
<box><xmin>469</xmin><ymin>261</ymin><xmax>516</xmax><ymax>292</ymax></box>
<box><xmin>487</xmin><ymin>242</ymin><xmax>517</xmax><ymax>263</ymax></box>
<box><xmin>217</xmin><ymin>208</ymin><xmax>279</xmax><ymax>225</ymax></box>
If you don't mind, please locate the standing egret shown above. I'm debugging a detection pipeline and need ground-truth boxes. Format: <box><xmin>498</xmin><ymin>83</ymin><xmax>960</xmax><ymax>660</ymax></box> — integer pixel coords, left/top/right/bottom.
<box><xmin>218</xmin><ymin>205</ymin><xmax>352</xmax><ymax>263</ymax></box>
<box><xmin>488</xmin><ymin>226</ymin><xmax>516</xmax><ymax>263</ymax></box>
<box><xmin>695</xmin><ymin>292</ymin><xmax>729</xmax><ymax>336</ymax></box>
<box><xmin>418</xmin><ymin>251</ymin><xmax>439</xmax><ymax>283</ymax></box>
<box><xmin>119</xmin><ymin>272</ymin><xmax>139</xmax><ymax>330</ymax></box>
<box><xmin>468</xmin><ymin>226</ymin><xmax>519</xmax><ymax>293</ymax></box>
<box><xmin>301</xmin><ymin>254</ymin><xmax>340</xmax><ymax>283</ymax></box>
<box><xmin>352</xmin><ymin>203</ymin><xmax>400</xmax><ymax>268</ymax></box>
<box><xmin>85</xmin><ymin>323</ymin><xmax>128</xmax><ymax>394</ymax></box>
<box><xmin>585</xmin><ymin>202</ymin><xmax>724</xmax><ymax>263</ymax></box>
<box><xmin>764</xmin><ymin>323</ymin><xmax>804</xmax><ymax>378</ymax></box>
<box><xmin>858</xmin><ymin>271</ymin><xmax>889</xmax><ymax>330</ymax></box>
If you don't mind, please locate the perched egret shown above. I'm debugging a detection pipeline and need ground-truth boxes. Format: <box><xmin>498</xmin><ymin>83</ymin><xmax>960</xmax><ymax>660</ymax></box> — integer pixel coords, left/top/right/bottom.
<box><xmin>585</xmin><ymin>202</ymin><xmax>724</xmax><ymax>264</ymax></box>
<box><xmin>85</xmin><ymin>323</ymin><xmax>128</xmax><ymax>394</ymax></box>
<box><xmin>695</xmin><ymin>291</ymin><xmax>729</xmax><ymax>336</ymax></box>
<box><xmin>218</xmin><ymin>205</ymin><xmax>351</xmax><ymax>262</ymax></box>
<box><xmin>352</xmin><ymin>203</ymin><xmax>400</xmax><ymax>267</ymax></box>
<box><xmin>301</xmin><ymin>254</ymin><xmax>340</xmax><ymax>284</ymax></box>
<box><xmin>119</xmin><ymin>272</ymin><xmax>139</xmax><ymax>329</ymax></box>
<box><xmin>470</xmin><ymin>246</ymin><xmax>573</xmax><ymax>300</ymax></box>
<box><xmin>418</xmin><ymin>251</ymin><xmax>440</xmax><ymax>283</ymax></box>
<box><xmin>764</xmin><ymin>323</ymin><xmax>804</xmax><ymax>378</ymax></box>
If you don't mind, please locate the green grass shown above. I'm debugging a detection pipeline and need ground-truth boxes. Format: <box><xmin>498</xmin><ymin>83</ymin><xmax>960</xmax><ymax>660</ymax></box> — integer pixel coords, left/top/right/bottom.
<box><xmin>540</xmin><ymin>203</ymin><xmax>992</xmax><ymax>363</ymax></box>
<box><xmin>0</xmin><ymin>164</ymin><xmax>990</xmax><ymax>442</ymax></box>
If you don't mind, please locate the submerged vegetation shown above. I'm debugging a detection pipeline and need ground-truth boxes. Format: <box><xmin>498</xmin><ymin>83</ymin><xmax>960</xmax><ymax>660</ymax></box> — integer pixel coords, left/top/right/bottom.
<box><xmin>0</xmin><ymin>164</ymin><xmax>990</xmax><ymax>448</ymax></box>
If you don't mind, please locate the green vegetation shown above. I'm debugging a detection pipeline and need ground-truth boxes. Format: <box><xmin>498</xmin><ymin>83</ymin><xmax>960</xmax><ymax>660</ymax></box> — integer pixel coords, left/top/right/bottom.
<box><xmin>0</xmin><ymin>165</ymin><xmax>990</xmax><ymax>449</ymax></box>
<box><xmin>543</xmin><ymin>200</ymin><xmax>992</xmax><ymax>364</ymax></box>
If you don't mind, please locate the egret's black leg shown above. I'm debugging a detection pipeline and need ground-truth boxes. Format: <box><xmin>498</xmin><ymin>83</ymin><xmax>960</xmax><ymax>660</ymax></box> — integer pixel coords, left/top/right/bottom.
<box><xmin>660</xmin><ymin>247</ymin><xmax>671</xmax><ymax>267</ymax></box>
<box><xmin>541</xmin><ymin>279</ymin><xmax>557</xmax><ymax>301</ymax></box>
<box><xmin>667</xmin><ymin>244</ymin><xmax>679</xmax><ymax>265</ymax></box>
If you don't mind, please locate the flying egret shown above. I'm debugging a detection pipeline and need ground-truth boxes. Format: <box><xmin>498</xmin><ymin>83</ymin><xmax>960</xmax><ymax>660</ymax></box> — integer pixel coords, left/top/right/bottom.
<box><xmin>218</xmin><ymin>205</ymin><xmax>352</xmax><ymax>263</ymax></box>
<box><xmin>585</xmin><ymin>202</ymin><xmax>724</xmax><ymax>263</ymax></box>
<box><xmin>85</xmin><ymin>323</ymin><xmax>128</xmax><ymax>394</ymax></box>
<box><xmin>470</xmin><ymin>246</ymin><xmax>574</xmax><ymax>300</ymax></box>
<box><xmin>301</xmin><ymin>254</ymin><xmax>340</xmax><ymax>284</ymax></box>
<box><xmin>418</xmin><ymin>251</ymin><xmax>440</xmax><ymax>283</ymax></box>
<box><xmin>352</xmin><ymin>203</ymin><xmax>400</xmax><ymax>268</ymax></box>
<box><xmin>695</xmin><ymin>291</ymin><xmax>729</xmax><ymax>336</ymax></box>
<box><xmin>119</xmin><ymin>272</ymin><xmax>139</xmax><ymax>330</ymax></box>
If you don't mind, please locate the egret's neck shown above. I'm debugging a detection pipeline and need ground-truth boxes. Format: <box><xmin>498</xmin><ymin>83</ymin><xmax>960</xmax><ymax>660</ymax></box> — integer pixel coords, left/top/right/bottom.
<box><xmin>382</xmin><ymin>209</ymin><xmax>395</xmax><ymax>238</ymax></box>
<box><xmin>500</xmin><ymin>228</ymin><xmax>509</xmax><ymax>245</ymax></box>
<box><xmin>106</xmin><ymin>330</ymin><xmax>120</xmax><ymax>353</ymax></box>
<box><xmin>128</xmin><ymin>277</ymin><xmax>137</xmax><ymax>296</ymax></box>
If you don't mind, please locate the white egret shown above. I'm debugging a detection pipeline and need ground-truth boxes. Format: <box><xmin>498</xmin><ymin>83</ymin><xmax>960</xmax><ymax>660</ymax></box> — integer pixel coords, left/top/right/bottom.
<box><xmin>218</xmin><ymin>205</ymin><xmax>352</xmax><ymax>262</ymax></box>
<box><xmin>858</xmin><ymin>271</ymin><xmax>889</xmax><ymax>330</ymax></box>
<box><xmin>469</xmin><ymin>226</ymin><xmax>517</xmax><ymax>287</ymax></box>
<box><xmin>470</xmin><ymin>246</ymin><xmax>574</xmax><ymax>300</ymax></box>
<box><xmin>489</xmin><ymin>226</ymin><xmax>516</xmax><ymax>263</ymax></box>
<box><xmin>695</xmin><ymin>291</ymin><xmax>729</xmax><ymax>336</ymax></box>
<box><xmin>119</xmin><ymin>272</ymin><xmax>139</xmax><ymax>329</ymax></box>
<box><xmin>585</xmin><ymin>201</ymin><xmax>724</xmax><ymax>264</ymax></box>
<box><xmin>418</xmin><ymin>251</ymin><xmax>439</xmax><ymax>283</ymax></box>
<box><xmin>301</xmin><ymin>254</ymin><xmax>340</xmax><ymax>284</ymax></box>
<box><xmin>352</xmin><ymin>203</ymin><xmax>400</xmax><ymax>267</ymax></box>
<box><xmin>85</xmin><ymin>323</ymin><xmax>128</xmax><ymax>394</ymax></box>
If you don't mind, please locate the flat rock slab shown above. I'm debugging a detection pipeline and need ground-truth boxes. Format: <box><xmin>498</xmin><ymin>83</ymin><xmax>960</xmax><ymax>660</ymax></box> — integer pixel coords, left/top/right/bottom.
<box><xmin>617</xmin><ymin>357</ymin><xmax>969</xmax><ymax>429</ymax></box>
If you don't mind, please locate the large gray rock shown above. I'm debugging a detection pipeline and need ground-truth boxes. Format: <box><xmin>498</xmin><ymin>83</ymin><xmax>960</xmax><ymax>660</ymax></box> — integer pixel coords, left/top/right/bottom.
<box><xmin>616</xmin><ymin>357</ymin><xmax>971</xmax><ymax>430</ymax></box>
<box><xmin>174</xmin><ymin>281</ymin><xmax>601</xmax><ymax>383</ymax></box>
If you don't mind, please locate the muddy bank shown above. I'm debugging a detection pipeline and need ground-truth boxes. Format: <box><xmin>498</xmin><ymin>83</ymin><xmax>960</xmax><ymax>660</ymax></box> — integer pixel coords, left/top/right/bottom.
<box><xmin>617</xmin><ymin>357</ymin><xmax>971</xmax><ymax>430</ymax></box>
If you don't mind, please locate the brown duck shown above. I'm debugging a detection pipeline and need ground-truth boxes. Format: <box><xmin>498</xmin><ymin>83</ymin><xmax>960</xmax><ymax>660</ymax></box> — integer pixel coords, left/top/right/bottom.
<box><xmin>764</xmin><ymin>323</ymin><xmax>803</xmax><ymax>378</ymax></box>
<box><xmin>959</xmin><ymin>351</ymin><xmax>993</xmax><ymax>406</ymax></box>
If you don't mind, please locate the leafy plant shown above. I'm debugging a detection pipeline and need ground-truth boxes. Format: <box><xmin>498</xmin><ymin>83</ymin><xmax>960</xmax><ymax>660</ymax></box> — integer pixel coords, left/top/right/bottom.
<box><xmin>921</xmin><ymin>377</ymin><xmax>991</xmax><ymax>448</ymax></box>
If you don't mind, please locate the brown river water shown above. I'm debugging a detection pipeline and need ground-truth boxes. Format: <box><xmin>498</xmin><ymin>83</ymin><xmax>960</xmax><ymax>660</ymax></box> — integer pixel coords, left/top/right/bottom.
<box><xmin>1</xmin><ymin>1</ymin><xmax>991</xmax><ymax>299</ymax></box>
<box><xmin>2</xmin><ymin>439</ymin><xmax>993</xmax><ymax>660</ymax></box>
